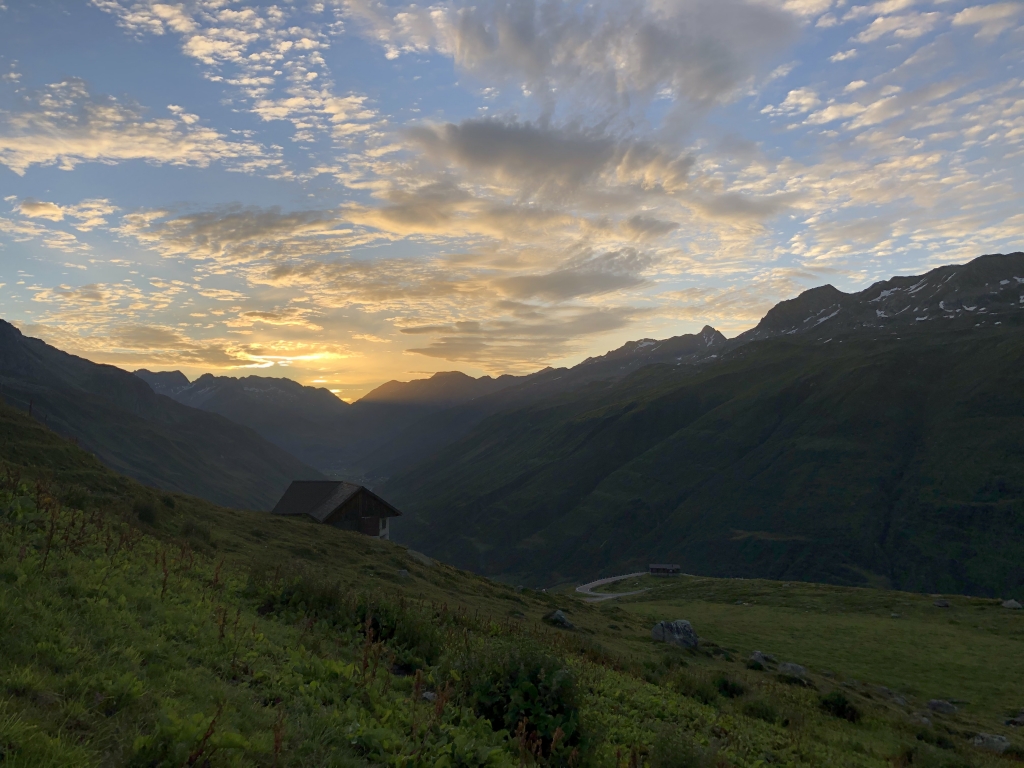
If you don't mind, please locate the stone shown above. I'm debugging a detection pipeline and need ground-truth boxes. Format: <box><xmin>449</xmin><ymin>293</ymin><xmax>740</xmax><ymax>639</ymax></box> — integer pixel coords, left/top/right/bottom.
<box><xmin>933</xmin><ymin>599</ymin><xmax>950</xmax><ymax>608</ymax></box>
<box><xmin>1002</xmin><ymin>599</ymin><xmax>1022</xmax><ymax>609</ymax></box>
<box><xmin>651</xmin><ymin>620</ymin><xmax>699</xmax><ymax>648</ymax></box>
<box><xmin>544</xmin><ymin>609</ymin><xmax>575</xmax><ymax>630</ymax></box>
<box><xmin>750</xmin><ymin>651</ymin><xmax>776</xmax><ymax>666</ymax></box>
<box><xmin>397</xmin><ymin>569</ymin><xmax>410</xmax><ymax>578</ymax></box>
<box><xmin>778</xmin><ymin>662</ymin><xmax>808</xmax><ymax>679</ymax></box>
<box><xmin>421</xmin><ymin>691</ymin><xmax>437</xmax><ymax>702</ymax></box>
<box><xmin>1005</xmin><ymin>714</ymin><xmax>1024</xmax><ymax>727</ymax></box>
<box><xmin>408</xmin><ymin>550</ymin><xmax>434</xmax><ymax>567</ymax></box>
<box><xmin>971</xmin><ymin>733</ymin><xmax>1010</xmax><ymax>753</ymax></box>
<box><xmin>927</xmin><ymin>699</ymin><xmax>957</xmax><ymax>715</ymax></box>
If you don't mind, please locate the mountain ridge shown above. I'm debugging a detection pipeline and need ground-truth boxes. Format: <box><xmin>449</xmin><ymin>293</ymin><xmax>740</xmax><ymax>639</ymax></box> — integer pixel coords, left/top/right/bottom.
<box><xmin>383</xmin><ymin>252</ymin><xmax>1024</xmax><ymax>596</ymax></box>
<box><xmin>0</xmin><ymin>320</ymin><xmax>323</xmax><ymax>510</ymax></box>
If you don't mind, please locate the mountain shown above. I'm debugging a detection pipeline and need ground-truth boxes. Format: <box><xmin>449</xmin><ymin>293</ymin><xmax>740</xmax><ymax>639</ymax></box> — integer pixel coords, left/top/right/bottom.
<box><xmin>319</xmin><ymin>326</ymin><xmax>731</xmax><ymax>482</ymax></box>
<box><xmin>0</xmin><ymin>320</ymin><xmax>322</xmax><ymax>509</ymax></box>
<box><xmin>360</xmin><ymin>370</ymin><xmax>521</xmax><ymax>406</ymax></box>
<box><xmin>385</xmin><ymin>253</ymin><xmax>1024</xmax><ymax>597</ymax></box>
<box><xmin>131</xmin><ymin>326</ymin><xmax>732</xmax><ymax>484</ymax></box>
<box><xmin>133</xmin><ymin>370</ymin><xmax>355</xmax><ymax>470</ymax></box>
<box><xmin>732</xmin><ymin>251</ymin><xmax>1024</xmax><ymax>342</ymax></box>
<box><xmin>134</xmin><ymin>368</ymin><xmax>191</xmax><ymax>397</ymax></box>
<box><xmin>131</xmin><ymin>369</ymin><xmax>528</xmax><ymax>477</ymax></box>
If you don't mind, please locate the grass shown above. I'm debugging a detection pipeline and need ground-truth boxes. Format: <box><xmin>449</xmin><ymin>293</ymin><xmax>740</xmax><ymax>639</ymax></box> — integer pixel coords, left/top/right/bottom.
<box><xmin>2</xmin><ymin>400</ymin><xmax>1024</xmax><ymax>766</ymax></box>
<box><xmin>574</xmin><ymin>574</ymin><xmax>1024</xmax><ymax>725</ymax></box>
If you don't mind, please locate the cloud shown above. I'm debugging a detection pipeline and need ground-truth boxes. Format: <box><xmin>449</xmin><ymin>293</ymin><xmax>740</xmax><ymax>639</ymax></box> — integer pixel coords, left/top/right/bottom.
<box><xmin>830</xmin><ymin>49</ymin><xmax>858</xmax><ymax>61</ymax></box>
<box><xmin>762</xmin><ymin>87</ymin><xmax>821</xmax><ymax>115</ymax></box>
<box><xmin>0</xmin><ymin>79</ymin><xmax>275</xmax><ymax>175</ymax></box>
<box><xmin>93</xmin><ymin>0</ymin><xmax>380</xmax><ymax>147</ymax></box>
<box><xmin>16</xmin><ymin>198</ymin><xmax>117</xmax><ymax>231</ymax></box>
<box><xmin>401</xmin><ymin>305</ymin><xmax>643</xmax><ymax>369</ymax></box>
<box><xmin>227</xmin><ymin>307</ymin><xmax>324</xmax><ymax>330</ymax></box>
<box><xmin>0</xmin><ymin>217</ymin><xmax>90</xmax><ymax>253</ymax></box>
<box><xmin>806</xmin><ymin>101</ymin><xmax>868</xmax><ymax>124</ymax></box>
<box><xmin>952</xmin><ymin>2</ymin><xmax>1023</xmax><ymax>37</ymax></box>
<box><xmin>495</xmin><ymin>248</ymin><xmax>653</xmax><ymax>301</ymax></box>
<box><xmin>405</xmin><ymin>118</ymin><xmax>696</xmax><ymax>198</ymax></box>
<box><xmin>117</xmin><ymin>205</ymin><xmax>362</xmax><ymax>265</ymax></box>
<box><xmin>854</xmin><ymin>12</ymin><xmax>942</xmax><ymax>42</ymax></box>
<box><xmin>622</xmin><ymin>215</ymin><xmax>679</xmax><ymax>240</ymax></box>
<box><xmin>18</xmin><ymin>199</ymin><xmax>65</xmax><ymax>221</ymax></box>
<box><xmin>343</xmin><ymin>0</ymin><xmax>798</xmax><ymax>112</ymax></box>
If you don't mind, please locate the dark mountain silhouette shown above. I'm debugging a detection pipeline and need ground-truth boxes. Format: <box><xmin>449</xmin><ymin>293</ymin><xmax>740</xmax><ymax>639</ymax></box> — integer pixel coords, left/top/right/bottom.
<box><xmin>132</xmin><ymin>325</ymin><xmax>730</xmax><ymax>481</ymax></box>
<box><xmin>384</xmin><ymin>253</ymin><xmax>1024</xmax><ymax>597</ymax></box>
<box><xmin>0</xmin><ymin>321</ymin><xmax>322</xmax><ymax>510</ymax></box>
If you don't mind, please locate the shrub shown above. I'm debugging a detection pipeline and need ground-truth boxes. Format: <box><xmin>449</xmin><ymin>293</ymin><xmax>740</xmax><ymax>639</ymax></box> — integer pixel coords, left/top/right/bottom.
<box><xmin>743</xmin><ymin>699</ymin><xmax>778</xmax><ymax>724</ymax></box>
<box><xmin>820</xmin><ymin>691</ymin><xmax>861</xmax><ymax>723</ymax></box>
<box><xmin>713</xmin><ymin>675</ymin><xmax>745</xmax><ymax>698</ymax></box>
<box><xmin>455</xmin><ymin>639</ymin><xmax>583</xmax><ymax>763</ymax></box>
<box><xmin>915</xmin><ymin>728</ymin><xmax>955</xmax><ymax>750</ymax></box>
<box><xmin>892</xmin><ymin>743</ymin><xmax>971</xmax><ymax>767</ymax></box>
<box><xmin>256</xmin><ymin>572</ymin><xmax>445</xmax><ymax>668</ymax></box>
<box><xmin>179</xmin><ymin>519</ymin><xmax>211</xmax><ymax>543</ymax></box>
<box><xmin>672</xmin><ymin>672</ymin><xmax>719</xmax><ymax>705</ymax></box>
<box><xmin>649</xmin><ymin>723</ymin><xmax>712</xmax><ymax>768</ymax></box>
<box><xmin>133</xmin><ymin>498</ymin><xmax>156</xmax><ymax>524</ymax></box>
<box><xmin>161</xmin><ymin>495</ymin><xmax>175</xmax><ymax>509</ymax></box>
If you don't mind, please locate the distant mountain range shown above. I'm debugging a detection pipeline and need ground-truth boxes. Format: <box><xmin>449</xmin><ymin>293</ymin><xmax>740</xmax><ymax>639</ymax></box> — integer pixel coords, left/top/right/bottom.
<box><xmin>132</xmin><ymin>323</ymin><xmax>731</xmax><ymax>481</ymax></box>
<box><xmin>0</xmin><ymin>321</ymin><xmax>322</xmax><ymax>510</ymax></box>
<box><xmin>4</xmin><ymin>251</ymin><xmax>1022</xmax><ymax>597</ymax></box>
<box><xmin>383</xmin><ymin>253</ymin><xmax>1024</xmax><ymax>597</ymax></box>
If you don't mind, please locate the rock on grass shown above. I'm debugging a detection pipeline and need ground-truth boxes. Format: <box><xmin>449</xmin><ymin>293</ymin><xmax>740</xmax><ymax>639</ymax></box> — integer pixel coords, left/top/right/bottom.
<box><xmin>651</xmin><ymin>620</ymin><xmax>698</xmax><ymax>648</ymax></box>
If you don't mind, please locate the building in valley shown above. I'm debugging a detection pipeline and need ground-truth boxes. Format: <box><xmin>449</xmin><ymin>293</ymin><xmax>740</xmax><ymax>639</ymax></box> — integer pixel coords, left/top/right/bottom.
<box><xmin>271</xmin><ymin>480</ymin><xmax>401</xmax><ymax>539</ymax></box>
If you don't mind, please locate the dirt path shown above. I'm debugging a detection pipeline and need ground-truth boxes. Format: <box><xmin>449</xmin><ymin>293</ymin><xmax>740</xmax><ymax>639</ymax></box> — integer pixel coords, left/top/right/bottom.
<box><xmin>575</xmin><ymin>572</ymin><xmax>649</xmax><ymax>602</ymax></box>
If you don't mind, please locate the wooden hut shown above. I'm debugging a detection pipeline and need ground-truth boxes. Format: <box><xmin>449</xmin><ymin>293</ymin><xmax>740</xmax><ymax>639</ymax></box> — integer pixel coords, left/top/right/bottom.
<box><xmin>649</xmin><ymin>563</ymin><xmax>681</xmax><ymax>577</ymax></box>
<box><xmin>271</xmin><ymin>481</ymin><xmax>401</xmax><ymax>539</ymax></box>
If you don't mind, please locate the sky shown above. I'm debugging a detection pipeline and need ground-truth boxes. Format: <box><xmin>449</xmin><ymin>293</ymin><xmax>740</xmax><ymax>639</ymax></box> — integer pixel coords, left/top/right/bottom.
<box><xmin>0</xmin><ymin>0</ymin><xmax>1022</xmax><ymax>399</ymax></box>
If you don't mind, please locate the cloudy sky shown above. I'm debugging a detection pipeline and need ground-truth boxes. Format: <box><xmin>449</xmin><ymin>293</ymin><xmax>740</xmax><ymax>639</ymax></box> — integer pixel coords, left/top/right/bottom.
<box><xmin>1</xmin><ymin>0</ymin><xmax>1022</xmax><ymax>398</ymax></box>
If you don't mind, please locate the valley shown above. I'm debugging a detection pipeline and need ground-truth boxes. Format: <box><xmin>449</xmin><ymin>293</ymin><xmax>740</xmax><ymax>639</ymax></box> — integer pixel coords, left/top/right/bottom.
<box><xmin>2</xmin><ymin>398</ymin><xmax>1023</xmax><ymax>766</ymax></box>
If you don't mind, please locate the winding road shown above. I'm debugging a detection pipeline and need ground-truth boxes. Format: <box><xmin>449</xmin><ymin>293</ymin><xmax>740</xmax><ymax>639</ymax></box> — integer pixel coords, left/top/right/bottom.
<box><xmin>575</xmin><ymin>571</ymin><xmax>650</xmax><ymax>602</ymax></box>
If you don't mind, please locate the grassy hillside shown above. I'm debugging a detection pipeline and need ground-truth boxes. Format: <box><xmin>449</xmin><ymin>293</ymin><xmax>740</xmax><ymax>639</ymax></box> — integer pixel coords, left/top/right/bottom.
<box><xmin>5</xmin><ymin>400</ymin><xmax>1024</xmax><ymax>766</ymax></box>
<box><xmin>387</xmin><ymin>322</ymin><xmax>1024</xmax><ymax>597</ymax></box>
<box><xmin>0</xmin><ymin>320</ymin><xmax>322</xmax><ymax>510</ymax></box>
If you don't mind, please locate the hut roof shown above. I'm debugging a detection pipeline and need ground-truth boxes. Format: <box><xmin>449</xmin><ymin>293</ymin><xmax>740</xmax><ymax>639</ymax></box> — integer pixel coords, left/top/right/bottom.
<box><xmin>271</xmin><ymin>480</ymin><xmax>402</xmax><ymax>523</ymax></box>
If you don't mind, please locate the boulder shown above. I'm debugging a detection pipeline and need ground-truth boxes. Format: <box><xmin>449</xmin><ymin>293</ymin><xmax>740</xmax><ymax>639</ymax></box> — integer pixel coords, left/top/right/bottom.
<box><xmin>651</xmin><ymin>620</ymin><xmax>699</xmax><ymax>648</ymax></box>
<box><xmin>927</xmin><ymin>699</ymin><xmax>957</xmax><ymax>714</ymax></box>
<box><xmin>933</xmin><ymin>599</ymin><xmax>950</xmax><ymax>608</ymax></box>
<box><xmin>408</xmin><ymin>550</ymin><xmax>435</xmax><ymax>567</ymax></box>
<box><xmin>971</xmin><ymin>733</ymin><xmax>1010</xmax><ymax>753</ymax></box>
<box><xmin>544</xmin><ymin>609</ymin><xmax>575</xmax><ymax>630</ymax></box>
<box><xmin>397</xmin><ymin>569</ymin><xmax>410</xmax><ymax>579</ymax></box>
<box><xmin>750</xmin><ymin>650</ymin><xmax>776</xmax><ymax>667</ymax></box>
<box><xmin>1005</xmin><ymin>714</ymin><xmax>1024</xmax><ymax>727</ymax></box>
<box><xmin>1002</xmin><ymin>599</ymin><xmax>1022</xmax><ymax>609</ymax></box>
<box><xmin>778</xmin><ymin>662</ymin><xmax>808</xmax><ymax>679</ymax></box>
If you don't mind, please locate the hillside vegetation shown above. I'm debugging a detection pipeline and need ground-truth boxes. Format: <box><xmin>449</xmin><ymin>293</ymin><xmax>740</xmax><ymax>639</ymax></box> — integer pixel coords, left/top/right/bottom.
<box><xmin>4</xmin><ymin>400</ymin><xmax>1024</xmax><ymax>766</ymax></box>
<box><xmin>388</xmin><ymin>322</ymin><xmax>1024</xmax><ymax>596</ymax></box>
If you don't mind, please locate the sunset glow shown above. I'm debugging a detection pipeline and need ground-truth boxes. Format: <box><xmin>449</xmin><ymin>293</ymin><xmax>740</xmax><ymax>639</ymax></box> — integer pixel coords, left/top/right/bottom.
<box><xmin>1</xmin><ymin>0</ymin><xmax>1022</xmax><ymax>398</ymax></box>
